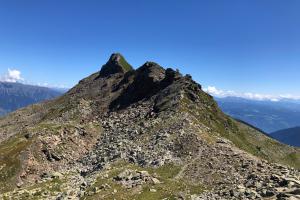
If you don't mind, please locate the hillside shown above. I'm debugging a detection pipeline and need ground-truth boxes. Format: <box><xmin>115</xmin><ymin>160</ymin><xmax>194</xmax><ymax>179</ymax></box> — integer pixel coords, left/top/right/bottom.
<box><xmin>216</xmin><ymin>97</ymin><xmax>300</xmax><ymax>133</ymax></box>
<box><xmin>0</xmin><ymin>53</ymin><xmax>299</xmax><ymax>199</ymax></box>
<box><xmin>0</xmin><ymin>82</ymin><xmax>62</xmax><ymax>116</ymax></box>
<box><xmin>271</xmin><ymin>127</ymin><xmax>300</xmax><ymax>147</ymax></box>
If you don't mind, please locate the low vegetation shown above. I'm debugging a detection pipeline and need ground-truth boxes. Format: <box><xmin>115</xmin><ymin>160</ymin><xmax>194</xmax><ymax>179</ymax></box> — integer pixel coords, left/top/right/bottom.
<box><xmin>83</xmin><ymin>161</ymin><xmax>204</xmax><ymax>200</ymax></box>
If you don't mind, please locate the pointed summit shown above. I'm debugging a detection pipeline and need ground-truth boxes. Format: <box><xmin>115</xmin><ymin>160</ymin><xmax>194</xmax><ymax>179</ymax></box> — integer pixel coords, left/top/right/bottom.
<box><xmin>99</xmin><ymin>53</ymin><xmax>133</xmax><ymax>77</ymax></box>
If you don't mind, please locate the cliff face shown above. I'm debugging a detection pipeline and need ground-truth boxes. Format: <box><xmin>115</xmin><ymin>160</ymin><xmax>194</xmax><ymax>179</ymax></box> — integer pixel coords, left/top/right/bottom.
<box><xmin>0</xmin><ymin>54</ymin><xmax>299</xmax><ymax>199</ymax></box>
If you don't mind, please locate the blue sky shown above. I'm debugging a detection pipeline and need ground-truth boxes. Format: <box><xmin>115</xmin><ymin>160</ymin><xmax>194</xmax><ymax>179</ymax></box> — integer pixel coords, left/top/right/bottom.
<box><xmin>0</xmin><ymin>0</ymin><xmax>300</xmax><ymax>99</ymax></box>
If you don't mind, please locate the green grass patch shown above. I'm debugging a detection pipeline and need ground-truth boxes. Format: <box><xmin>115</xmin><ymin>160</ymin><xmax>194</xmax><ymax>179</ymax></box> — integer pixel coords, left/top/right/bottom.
<box><xmin>2</xmin><ymin>177</ymin><xmax>64</xmax><ymax>200</ymax></box>
<box><xmin>180</xmin><ymin>93</ymin><xmax>300</xmax><ymax>169</ymax></box>
<box><xmin>119</xmin><ymin>55</ymin><xmax>133</xmax><ymax>72</ymax></box>
<box><xmin>0</xmin><ymin>135</ymin><xmax>32</xmax><ymax>192</ymax></box>
<box><xmin>82</xmin><ymin>161</ymin><xmax>204</xmax><ymax>200</ymax></box>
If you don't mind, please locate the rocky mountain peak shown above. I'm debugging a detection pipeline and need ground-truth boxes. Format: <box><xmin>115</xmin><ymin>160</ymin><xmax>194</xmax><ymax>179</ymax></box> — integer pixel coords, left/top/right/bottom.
<box><xmin>136</xmin><ymin>62</ymin><xmax>166</xmax><ymax>81</ymax></box>
<box><xmin>99</xmin><ymin>53</ymin><xmax>133</xmax><ymax>77</ymax></box>
<box><xmin>109</xmin><ymin>53</ymin><xmax>122</xmax><ymax>62</ymax></box>
<box><xmin>0</xmin><ymin>53</ymin><xmax>299</xmax><ymax>199</ymax></box>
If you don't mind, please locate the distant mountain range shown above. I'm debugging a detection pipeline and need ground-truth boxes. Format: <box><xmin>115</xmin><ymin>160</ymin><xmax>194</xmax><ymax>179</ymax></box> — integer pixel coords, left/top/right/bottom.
<box><xmin>216</xmin><ymin>97</ymin><xmax>300</xmax><ymax>147</ymax></box>
<box><xmin>216</xmin><ymin>97</ymin><xmax>300</xmax><ymax>133</ymax></box>
<box><xmin>270</xmin><ymin>127</ymin><xmax>300</xmax><ymax>147</ymax></box>
<box><xmin>0</xmin><ymin>82</ymin><xmax>63</xmax><ymax>116</ymax></box>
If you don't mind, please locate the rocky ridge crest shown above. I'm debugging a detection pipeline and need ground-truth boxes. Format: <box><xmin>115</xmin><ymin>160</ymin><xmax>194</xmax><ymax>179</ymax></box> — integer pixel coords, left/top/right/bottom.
<box><xmin>0</xmin><ymin>53</ymin><xmax>299</xmax><ymax>200</ymax></box>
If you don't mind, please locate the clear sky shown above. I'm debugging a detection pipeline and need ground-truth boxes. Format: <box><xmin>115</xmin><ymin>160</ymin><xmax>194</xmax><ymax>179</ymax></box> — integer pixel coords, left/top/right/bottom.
<box><xmin>0</xmin><ymin>0</ymin><xmax>299</xmax><ymax>99</ymax></box>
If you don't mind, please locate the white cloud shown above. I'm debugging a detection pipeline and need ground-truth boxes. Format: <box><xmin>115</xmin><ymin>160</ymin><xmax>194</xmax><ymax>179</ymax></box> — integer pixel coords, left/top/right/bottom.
<box><xmin>0</xmin><ymin>69</ymin><xmax>24</xmax><ymax>83</ymax></box>
<box><xmin>0</xmin><ymin>69</ymin><xmax>70</xmax><ymax>89</ymax></box>
<box><xmin>36</xmin><ymin>82</ymin><xmax>70</xmax><ymax>89</ymax></box>
<box><xmin>203</xmin><ymin>86</ymin><xmax>300</xmax><ymax>102</ymax></box>
<box><xmin>205</xmin><ymin>86</ymin><xmax>236</xmax><ymax>97</ymax></box>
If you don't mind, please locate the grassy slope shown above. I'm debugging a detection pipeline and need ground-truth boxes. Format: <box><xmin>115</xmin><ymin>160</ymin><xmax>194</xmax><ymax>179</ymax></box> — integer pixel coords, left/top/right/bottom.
<box><xmin>119</xmin><ymin>55</ymin><xmax>133</xmax><ymax>72</ymax></box>
<box><xmin>180</xmin><ymin>91</ymin><xmax>300</xmax><ymax>169</ymax></box>
<box><xmin>0</xmin><ymin>135</ymin><xmax>32</xmax><ymax>192</ymax></box>
<box><xmin>228</xmin><ymin>121</ymin><xmax>300</xmax><ymax>168</ymax></box>
<box><xmin>82</xmin><ymin>161</ymin><xmax>204</xmax><ymax>200</ymax></box>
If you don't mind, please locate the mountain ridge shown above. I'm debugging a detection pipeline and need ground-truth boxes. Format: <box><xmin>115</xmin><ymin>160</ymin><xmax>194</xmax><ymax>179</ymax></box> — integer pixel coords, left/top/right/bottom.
<box><xmin>271</xmin><ymin>127</ymin><xmax>300</xmax><ymax>147</ymax></box>
<box><xmin>216</xmin><ymin>96</ymin><xmax>300</xmax><ymax>133</ymax></box>
<box><xmin>0</xmin><ymin>82</ymin><xmax>62</xmax><ymax>117</ymax></box>
<box><xmin>0</xmin><ymin>53</ymin><xmax>299</xmax><ymax>199</ymax></box>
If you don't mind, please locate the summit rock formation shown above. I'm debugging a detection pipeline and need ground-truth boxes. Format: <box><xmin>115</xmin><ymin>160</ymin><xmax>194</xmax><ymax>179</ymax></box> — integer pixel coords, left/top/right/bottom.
<box><xmin>99</xmin><ymin>53</ymin><xmax>133</xmax><ymax>77</ymax></box>
<box><xmin>0</xmin><ymin>54</ymin><xmax>299</xmax><ymax>199</ymax></box>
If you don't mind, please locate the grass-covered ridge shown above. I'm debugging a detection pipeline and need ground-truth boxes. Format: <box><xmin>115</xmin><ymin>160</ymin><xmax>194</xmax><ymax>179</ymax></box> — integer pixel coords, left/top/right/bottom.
<box><xmin>118</xmin><ymin>54</ymin><xmax>133</xmax><ymax>72</ymax></box>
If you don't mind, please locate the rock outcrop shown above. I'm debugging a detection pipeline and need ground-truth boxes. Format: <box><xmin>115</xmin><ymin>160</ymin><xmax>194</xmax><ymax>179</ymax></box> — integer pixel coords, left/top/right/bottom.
<box><xmin>99</xmin><ymin>53</ymin><xmax>133</xmax><ymax>77</ymax></box>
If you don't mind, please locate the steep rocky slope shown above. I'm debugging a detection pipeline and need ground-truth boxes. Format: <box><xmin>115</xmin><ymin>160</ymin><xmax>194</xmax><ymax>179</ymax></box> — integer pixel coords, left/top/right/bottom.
<box><xmin>0</xmin><ymin>53</ymin><xmax>299</xmax><ymax>200</ymax></box>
